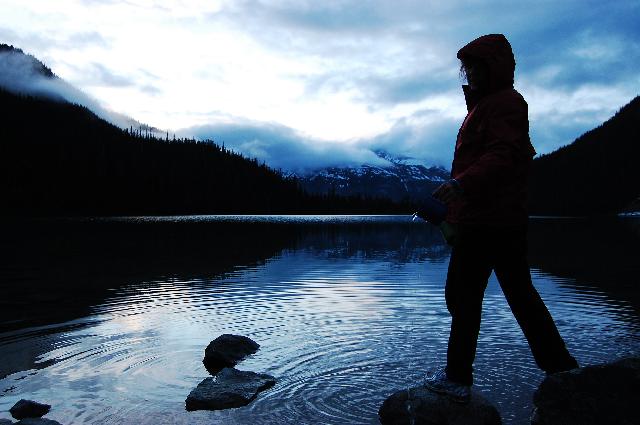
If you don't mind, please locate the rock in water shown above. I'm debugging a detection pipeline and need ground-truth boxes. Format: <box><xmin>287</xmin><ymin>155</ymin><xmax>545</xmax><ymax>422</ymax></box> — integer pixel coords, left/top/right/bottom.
<box><xmin>203</xmin><ymin>334</ymin><xmax>260</xmax><ymax>374</ymax></box>
<box><xmin>9</xmin><ymin>399</ymin><xmax>51</xmax><ymax>419</ymax></box>
<box><xmin>532</xmin><ymin>357</ymin><xmax>640</xmax><ymax>425</ymax></box>
<box><xmin>0</xmin><ymin>419</ymin><xmax>15</xmax><ymax>424</ymax></box>
<box><xmin>185</xmin><ymin>367</ymin><xmax>276</xmax><ymax>411</ymax></box>
<box><xmin>379</xmin><ymin>386</ymin><xmax>501</xmax><ymax>425</ymax></box>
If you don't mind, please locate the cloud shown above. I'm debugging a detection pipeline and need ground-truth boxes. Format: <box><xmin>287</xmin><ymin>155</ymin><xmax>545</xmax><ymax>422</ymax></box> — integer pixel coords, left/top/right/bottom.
<box><xmin>0</xmin><ymin>27</ymin><xmax>110</xmax><ymax>51</ymax></box>
<box><xmin>65</xmin><ymin>31</ymin><xmax>110</xmax><ymax>49</ymax></box>
<box><xmin>201</xmin><ymin>0</ymin><xmax>639</xmax><ymax>166</ymax></box>
<box><xmin>217</xmin><ymin>1</ymin><xmax>639</xmax><ymax>88</ymax></box>
<box><xmin>180</xmin><ymin>82</ymin><xmax>638</xmax><ymax>172</ymax></box>
<box><xmin>78</xmin><ymin>63</ymin><xmax>135</xmax><ymax>87</ymax></box>
<box><xmin>182</xmin><ymin>120</ymin><xmax>392</xmax><ymax>173</ymax></box>
<box><xmin>246</xmin><ymin>2</ymin><xmax>389</xmax><ymax>33</ymax></box>
<box><xmin>181</xmin><ymin>104</ymin><xmax>464</xmax><ymax>173</ymax></box>
<box><xmin>358</xmin><ymin>70</ymin><xmax>458</xmax><ymax>106</ymax></box>
<box><xmin>515</xmin><ymin>31</ymin><xmax>640</xmax><ymax>92</ymax></box>
<box><xmin>2</xmin><ymin>0</ymin><xmax>638</xmax><ymax>172</ymax></box>
<box><xmin>58</xmin><ymin>62</ymin><xmax>164</xmax><ymax>96</ymax></box>
<box><xmin>521</xmin><ymin>83</ymin><xmax>635</xmax><ymax>155</ymax></box>
<box><xmin>139</xmin><ymin>84</ymin><xmax>162</xmax><ymax>96</ymax></box>
<box><xmin>0</xmin><ymin>48</ymin><xmax>57</xmax><ymax>95</ymax></box>
<box><xmin>0</xmin><ymin>48</ymin><xmax>144</xmax><ymax>130</ymax></box>
<box><xmin>79</xmin><ymin>0</ymin><xmax>121</xmax><ymax>4</ymax></box>
<box><xmin>364</xmin><ymin>111</ymin><xmax>460</xmax><ymax>168</ymax></box>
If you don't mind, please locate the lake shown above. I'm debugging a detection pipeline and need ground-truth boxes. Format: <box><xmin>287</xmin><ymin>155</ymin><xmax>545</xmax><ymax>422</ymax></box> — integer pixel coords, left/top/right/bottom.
<box><xmin>0</xmin><ymin>216</ymin><xmax>638</xmax><ymax>424</ymax></box>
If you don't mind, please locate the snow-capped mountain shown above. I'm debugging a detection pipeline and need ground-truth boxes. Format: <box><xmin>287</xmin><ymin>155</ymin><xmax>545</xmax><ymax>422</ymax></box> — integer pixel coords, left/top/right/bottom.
<box><xmin>295</xmin><ymin>150</ymin><xmax>450</xmax><ymax>202</ymax></box>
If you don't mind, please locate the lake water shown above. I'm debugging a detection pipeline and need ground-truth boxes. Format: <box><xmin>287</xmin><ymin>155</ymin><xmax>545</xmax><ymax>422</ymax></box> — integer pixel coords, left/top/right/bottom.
<box><xmin>0</xmin><ymin>216</ymin><xmax>638</xmax><ymax>425</ymax></box>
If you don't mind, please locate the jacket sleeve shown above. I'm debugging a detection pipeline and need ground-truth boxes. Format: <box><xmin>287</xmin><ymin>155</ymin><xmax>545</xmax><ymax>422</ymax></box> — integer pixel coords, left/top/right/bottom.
<box><xmin>455</xmin><ymin>99</ymin><xmax>533</xmax><ymax>197</ymax></box>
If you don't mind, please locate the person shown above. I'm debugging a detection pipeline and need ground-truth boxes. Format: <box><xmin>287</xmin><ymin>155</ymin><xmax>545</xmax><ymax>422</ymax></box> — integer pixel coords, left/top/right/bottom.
<box><xmin>424</xmin><ymin>34</ymin><xmax>578</xmax><ymax>403</ymax></box>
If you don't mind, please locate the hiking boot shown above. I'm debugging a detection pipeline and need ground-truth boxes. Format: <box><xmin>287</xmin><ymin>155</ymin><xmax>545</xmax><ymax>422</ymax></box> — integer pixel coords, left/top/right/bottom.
<box><xmin>423</xmin><ymin>367</ymin><xmax>471</xmax><ymax>403</ymax></box>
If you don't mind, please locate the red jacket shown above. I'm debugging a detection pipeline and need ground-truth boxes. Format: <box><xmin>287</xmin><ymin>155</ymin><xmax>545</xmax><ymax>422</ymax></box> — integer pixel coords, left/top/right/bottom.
<box><xmin>447</xmin><ymin>34</ymin><xmax>537</xmax><ymax>226</ymax></box>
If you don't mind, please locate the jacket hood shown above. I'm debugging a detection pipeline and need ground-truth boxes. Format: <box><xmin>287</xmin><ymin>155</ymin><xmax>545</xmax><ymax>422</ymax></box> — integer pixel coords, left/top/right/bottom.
<box><xmin>457</xmin><ymin>34</ymin><xmax>515</xmax><ymax>93</ymax></box>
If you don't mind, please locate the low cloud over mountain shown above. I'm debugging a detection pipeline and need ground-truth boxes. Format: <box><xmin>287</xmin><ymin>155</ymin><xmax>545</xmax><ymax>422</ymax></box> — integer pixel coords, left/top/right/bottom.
<box><xmin>0</xmin><ymin>44</ymin><xmax>150</xmax><ymax>131</ymax></box>
<box><xmin>183</xmin><ymin>108</ymin><xmax>461</xmax><ymax>173</ymax></box>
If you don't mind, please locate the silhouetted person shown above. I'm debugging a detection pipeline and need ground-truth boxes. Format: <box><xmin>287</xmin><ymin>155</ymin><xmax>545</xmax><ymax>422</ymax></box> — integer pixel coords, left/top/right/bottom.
<box><xmin>424</xmin><ymin>34</ymin><xmax>578</xmax><ymax>403</ymax></box>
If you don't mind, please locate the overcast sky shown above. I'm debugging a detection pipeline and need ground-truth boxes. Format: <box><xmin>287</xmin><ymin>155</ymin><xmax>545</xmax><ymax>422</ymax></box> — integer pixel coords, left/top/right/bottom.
<box><xmin>1</xmin><ymin>0</ymin><xmax>639</xmax><ymax>171</ymax></box>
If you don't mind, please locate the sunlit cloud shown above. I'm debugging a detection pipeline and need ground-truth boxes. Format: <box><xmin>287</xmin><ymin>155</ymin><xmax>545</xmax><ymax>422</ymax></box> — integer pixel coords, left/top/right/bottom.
<box><xmin>183</xmin><ymin>120</ymin><xmax>392</xmax><ymax>173</ymax></box>
<box><xmin>1</xmin><ymin>0</ymin><xmax>638</xmax><ymax>171</ymax></box>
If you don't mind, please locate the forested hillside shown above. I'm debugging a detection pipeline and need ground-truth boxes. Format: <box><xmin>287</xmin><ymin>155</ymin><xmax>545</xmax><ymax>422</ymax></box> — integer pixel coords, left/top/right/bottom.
<box><xmin>529</xmin><ymin>96</ymin><xmax>640</xmax><ymax>216</ymax></box>
<box><xmin>0</xmin><ymin>88</ymin><xmax>405</xmax><ymax>216</ymax></box>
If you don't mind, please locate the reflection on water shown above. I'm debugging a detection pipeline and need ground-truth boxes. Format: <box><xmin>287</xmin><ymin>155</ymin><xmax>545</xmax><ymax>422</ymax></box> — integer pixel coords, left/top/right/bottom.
<box><xmin>0</xmin><ymin>216</ymin><xmax>638</xmax><ymax>425</ymax></box>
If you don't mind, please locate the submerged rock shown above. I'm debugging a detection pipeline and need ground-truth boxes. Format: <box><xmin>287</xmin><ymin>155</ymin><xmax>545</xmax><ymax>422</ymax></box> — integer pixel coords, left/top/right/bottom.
<box><xmin>532</xmin><ymin>357</ymin><xmax>640</xmax><ymax>425</ymax></box>
<box><xmin>379</xmin><ymin>385</ymin><xmax>501</xmax><ymax>425</ymax></box>
<box><xmin>9</xmin><ymin>400</ymin><xmax>51</xmax><ymax>420</ymax></box>
<box><xmin>0</xmin><ymin>419</ymin><xmax>14</xmax><ymax>424</ymax></box>
<box><xmin>203</xmin><ymin>334</ymin><xmax>260</xmax><ymax>374</ymax></box>
<box><xmin>185</xmin><ymin>367</ymin><xmax>276</xmax><ymax>411</ymax></box>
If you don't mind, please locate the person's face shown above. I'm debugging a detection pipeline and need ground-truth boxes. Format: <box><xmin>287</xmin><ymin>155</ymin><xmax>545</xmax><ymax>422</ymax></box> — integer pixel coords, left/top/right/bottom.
<box><xmin>464</xmin><ymin>61</ymin><xmax>488</xmax><ymax>90</ymax></box>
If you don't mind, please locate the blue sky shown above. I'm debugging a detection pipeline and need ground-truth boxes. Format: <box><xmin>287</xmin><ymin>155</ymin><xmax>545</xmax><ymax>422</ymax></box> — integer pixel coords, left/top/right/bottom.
<box><xmin>1</xmin><ymin>0</ymin><xmax>638</xmax><ymax>171</ymax></box>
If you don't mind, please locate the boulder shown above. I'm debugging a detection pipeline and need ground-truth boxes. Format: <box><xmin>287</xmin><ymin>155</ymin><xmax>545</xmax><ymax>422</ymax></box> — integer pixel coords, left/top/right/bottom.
<box><xmin>185</xmin><ymin>367</ymin><xmax>276</xmax><ymax>411</ymax></box>
<box><xmin>379</xmin><ymin>385</ymin><xmax>501</xmax><ymax>425</ymax></box>
<box><xmin>16</xmin><ymin>419</ymin><xmax>63</xmax><ymax>425</ymax></box>
<box><xmin>203</xmin><ymin>334</ymin><xmax>260</xmax><ymax>374</ymax></box>
<box><xmin>532</xmin><ymin>357</ymin><xmax>640</xmax><ymax>425</ymax></box>
<box><xmin>9</xmin><ymin>400</ymin><xmax>51</xmax><ymax>420</ymax></box>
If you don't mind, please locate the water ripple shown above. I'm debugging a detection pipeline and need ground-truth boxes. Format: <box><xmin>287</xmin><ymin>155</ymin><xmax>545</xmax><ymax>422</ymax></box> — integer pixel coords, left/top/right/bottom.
<box><xmin>1</xmin><ymin>218</ymin><xmax>639</xmax><ymax>425</ymax></box>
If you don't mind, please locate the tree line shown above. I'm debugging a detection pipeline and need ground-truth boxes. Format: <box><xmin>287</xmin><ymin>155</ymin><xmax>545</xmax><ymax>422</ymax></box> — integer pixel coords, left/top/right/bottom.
<box><xmin>0</xmin><ymin>88</ymin><xmax>412</xmax><ymax>216</ymax></box>
<box><xmin>528</xmin><ymin>95</ymin><xmax>639</xmax><ymax>216</ymax></box>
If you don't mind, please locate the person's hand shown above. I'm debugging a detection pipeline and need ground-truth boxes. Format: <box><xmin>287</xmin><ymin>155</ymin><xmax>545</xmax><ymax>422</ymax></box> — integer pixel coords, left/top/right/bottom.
<box><xmin>432</xmin><ymin>179</ymin><xmax>464</xmax><ymax>204</ymax></box>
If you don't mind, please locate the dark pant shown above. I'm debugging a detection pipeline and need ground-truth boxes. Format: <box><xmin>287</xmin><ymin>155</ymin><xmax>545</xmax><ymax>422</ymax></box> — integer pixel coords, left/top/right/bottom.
<box><xmin>444</xmin><ymin>224</ymin><xmax>578</xmax><ymax>385</ymax></box>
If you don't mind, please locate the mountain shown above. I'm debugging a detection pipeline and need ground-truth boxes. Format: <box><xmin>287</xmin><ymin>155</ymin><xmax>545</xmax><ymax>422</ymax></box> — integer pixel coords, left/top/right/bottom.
<box><xmin>297</xmin><ymin>92</ymin><xmax>640</xmax><ymax>217</ymax></box>
<box><xmin>296</xmin><ymin>150</ymin><xmax>450</xmax><ymax>202</ymax></box>
<box><xmin>0</xmin><ymin>43</ymin><xmax>54</xmax><ymax>79</ymax></box>
<box><xmin>0</xmin><ymin>46</ymin><xmax>408</xmax><ymax>216</ymax></box>
<box><xmin>0</xmin><ymin>43</ymin><xmax>161</xmax><ymax>133</ymax></box>
<box><xmin>529</xmin><ymin>95</ymin><xmax>640</xmax><ymax>216</ymax></box>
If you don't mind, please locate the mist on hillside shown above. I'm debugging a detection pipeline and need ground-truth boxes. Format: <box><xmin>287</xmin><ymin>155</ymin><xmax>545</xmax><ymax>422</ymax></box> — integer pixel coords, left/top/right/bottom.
<box><xmin>0</xmin><ymin>45</ymin><xmax>155</xmax><ymax>133</ymax></box>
